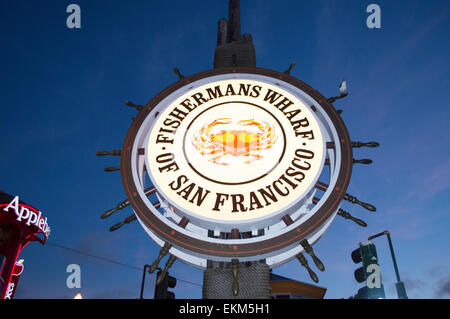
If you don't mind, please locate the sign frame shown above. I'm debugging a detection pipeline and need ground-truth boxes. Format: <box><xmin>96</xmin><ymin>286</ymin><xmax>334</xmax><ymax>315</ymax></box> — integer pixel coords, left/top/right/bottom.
<box><xmin>120</xmin><ymin>67</ymin><xmax>352</xmax><ymax>260</ymax></box>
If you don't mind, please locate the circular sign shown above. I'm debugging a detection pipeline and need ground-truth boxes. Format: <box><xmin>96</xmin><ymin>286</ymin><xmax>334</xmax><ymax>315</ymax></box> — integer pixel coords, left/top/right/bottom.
<box><xmin>120</xmin><ymin>67</ymin><xmax>352</xmax><ymax>264</ymax></box>
<box><xmin>145</xmin><ymin>78</ymin><xmax>325</xmax><ymax>227</ymax></box>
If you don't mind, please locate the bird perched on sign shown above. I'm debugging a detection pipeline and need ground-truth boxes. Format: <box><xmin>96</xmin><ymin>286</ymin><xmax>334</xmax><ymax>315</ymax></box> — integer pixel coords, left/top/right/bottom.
<box><xmin>339</xmin><ymin>80</ymin><xmax>347</xmax><ymax>95</ymax></box>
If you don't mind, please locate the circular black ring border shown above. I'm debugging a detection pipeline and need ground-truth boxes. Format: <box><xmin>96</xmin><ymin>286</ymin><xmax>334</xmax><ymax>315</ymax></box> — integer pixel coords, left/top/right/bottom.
<box><xmin>182</xmin><ymin>100</ymin><xmax>288</xmax><ymax>186</ymax></box>
<box><xmin>120</xmin><ymin>67</ymin><xmax>353</xmax><ymax>258</ymax></box>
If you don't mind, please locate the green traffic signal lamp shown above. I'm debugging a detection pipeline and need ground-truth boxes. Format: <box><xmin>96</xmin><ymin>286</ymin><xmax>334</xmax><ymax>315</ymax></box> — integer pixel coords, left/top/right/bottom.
<box><xmin>351</xmin><ymin>247</ymin><xmax>362</xmax><ymax>263</ymax></box>
<box><xmin>351</xmin><ymin>247</ymin><xmax>366</xmax><ymax>283</ymax></box>
<box><xmin>354</xmin><ymin>266</ymin><xmax>366</xmax><ymax>283</ymax></box>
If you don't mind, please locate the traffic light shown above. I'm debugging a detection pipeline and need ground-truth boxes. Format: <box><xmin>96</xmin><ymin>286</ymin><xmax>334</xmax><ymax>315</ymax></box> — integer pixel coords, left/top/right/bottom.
<box><xmin>351</xmin><ymin>241</ymin><xmax>386</xmax><ymax>299</ymax></box>
<box><xmin>154</xmin><ymin>270</ymin><xmax>176</xmax><ymax>299</ymax></box>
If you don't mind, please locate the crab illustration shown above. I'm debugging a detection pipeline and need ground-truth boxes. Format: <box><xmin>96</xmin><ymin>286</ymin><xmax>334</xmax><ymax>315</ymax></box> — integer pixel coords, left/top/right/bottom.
<box><xmin>191</xmin><ymin>118</ymin><xmax>277</xmax><ymax>165</ymax></box>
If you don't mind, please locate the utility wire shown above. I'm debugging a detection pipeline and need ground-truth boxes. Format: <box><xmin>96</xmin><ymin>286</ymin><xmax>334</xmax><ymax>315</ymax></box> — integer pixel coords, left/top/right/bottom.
<box><xmin>47</xmin><ymin>242</ymin><xmax>142</xmax><ymax>271</ymax></box>
<box><xmin>46</xmin><ymin>241</ymin><xmax>202</xmax><ymax>287</ymax></box>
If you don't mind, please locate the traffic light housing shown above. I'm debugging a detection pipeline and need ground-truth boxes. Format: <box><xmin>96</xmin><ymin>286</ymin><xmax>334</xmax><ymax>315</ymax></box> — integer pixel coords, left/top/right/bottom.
<box><xmin>154</xmin><ymin>271</ymin><xmax>176</xmax><ymax>299</ymax></box>
<box><xmin>351</xmin><ymin>241</ymin><xmax>386</xmax><ymax>299</ymax></box>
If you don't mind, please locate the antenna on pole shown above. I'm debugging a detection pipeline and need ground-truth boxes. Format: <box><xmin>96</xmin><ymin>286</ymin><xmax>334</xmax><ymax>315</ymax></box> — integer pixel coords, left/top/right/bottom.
<box><xmin>228</xmin><ymin>0</ymin><xmax>241</xmax><ymax>42</ymax></box>
<box><xmin>214</xmin><ymin>0</ymin><xmax>256</xmax><ymax>68</ymax></box>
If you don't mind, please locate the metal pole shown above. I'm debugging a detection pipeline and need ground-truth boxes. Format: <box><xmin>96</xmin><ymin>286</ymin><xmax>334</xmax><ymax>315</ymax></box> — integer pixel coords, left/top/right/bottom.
<box><xmin>385</xmin><ymin>232</ymin><xmax>401</xmax><ymax>282</ymax></box>
<box><xmin>368</xmin><ymin>231</ymin><xmax>408</xmax><ymax>299</ymax></box>
<box><xmin>204</xmin><ymin>1</ymin><xmax>268</xmax><ymax>298</ymax></box>
<box><xmin>139</xmin><ymin>264</ymin><xmax>149</xmax><ymax>299</ymax></box>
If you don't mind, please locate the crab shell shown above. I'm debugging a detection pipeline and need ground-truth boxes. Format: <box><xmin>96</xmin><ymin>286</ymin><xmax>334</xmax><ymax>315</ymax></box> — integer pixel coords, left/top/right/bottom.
<box><xmin>192</xmin><ymin>118</ymin><xmax>277</xmax><ymax>165</ymax></box>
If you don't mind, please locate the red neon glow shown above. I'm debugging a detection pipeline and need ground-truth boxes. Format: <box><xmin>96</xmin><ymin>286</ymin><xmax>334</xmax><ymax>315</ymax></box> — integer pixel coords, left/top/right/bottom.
<box><xmin>1</xmin><ymin>194</ymin><xmax>49</xmax><ymax>299</ymax></box>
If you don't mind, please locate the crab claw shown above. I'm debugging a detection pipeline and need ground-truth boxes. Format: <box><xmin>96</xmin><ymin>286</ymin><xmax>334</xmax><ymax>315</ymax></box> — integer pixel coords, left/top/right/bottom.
<box><xmin>237</xmin><ymin>119</ymin><xmax>258</xmax><ymax>126</ymax></box>
<box><xmin>209</xmin><ymin>153</ymin><xmax>229</xmax><ymax>166</ymax></box>
<box><xmin>209</xmin><ymin>118</ymin><xmax>232</xmax><ymax>126</ymax></box>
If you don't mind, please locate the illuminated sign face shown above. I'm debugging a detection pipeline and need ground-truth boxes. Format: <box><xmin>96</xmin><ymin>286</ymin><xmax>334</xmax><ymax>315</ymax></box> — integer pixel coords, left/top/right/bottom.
<box><xmin>146</xmin><ymin>78</ymin><xmax>325</xmax><ymax>225</ymax></box>
<box><xmin>1</xmin><ymin>196</ymin><xmax>50</xmax><ymax>240</ymax></box>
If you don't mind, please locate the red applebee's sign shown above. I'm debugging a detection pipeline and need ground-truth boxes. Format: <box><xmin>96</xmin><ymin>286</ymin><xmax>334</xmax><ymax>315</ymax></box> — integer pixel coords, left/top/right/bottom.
<box><xmin>1</xmin><ymin>196</ymin><xmax>50</xmax><ymax>240</ymax></box>
<box><xmin>4</xmin><ymin>260</ymin><xmax>24</xmax><ymax>299</ymax></box>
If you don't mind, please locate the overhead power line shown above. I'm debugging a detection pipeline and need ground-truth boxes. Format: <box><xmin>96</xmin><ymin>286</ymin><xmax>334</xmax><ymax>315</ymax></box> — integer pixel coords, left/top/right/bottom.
<box><xmin>46</xmin><ymin>241</ymin><xmax>202</xmax><ymax>287</ymax></box>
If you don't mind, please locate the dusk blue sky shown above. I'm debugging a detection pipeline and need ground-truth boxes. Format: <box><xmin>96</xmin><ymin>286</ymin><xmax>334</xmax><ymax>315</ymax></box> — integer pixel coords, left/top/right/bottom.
<box><xmin>1</xmin><ymin>0</ymin><xmax>449</xmax><ymax>299</ymax></box>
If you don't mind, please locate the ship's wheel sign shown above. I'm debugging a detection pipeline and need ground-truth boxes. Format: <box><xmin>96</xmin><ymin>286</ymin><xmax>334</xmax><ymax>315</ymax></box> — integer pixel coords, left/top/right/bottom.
<box><xmin>100</xmin><ymin>67</ymin><xmax>378</xmax><ymax>282</ymax></box>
